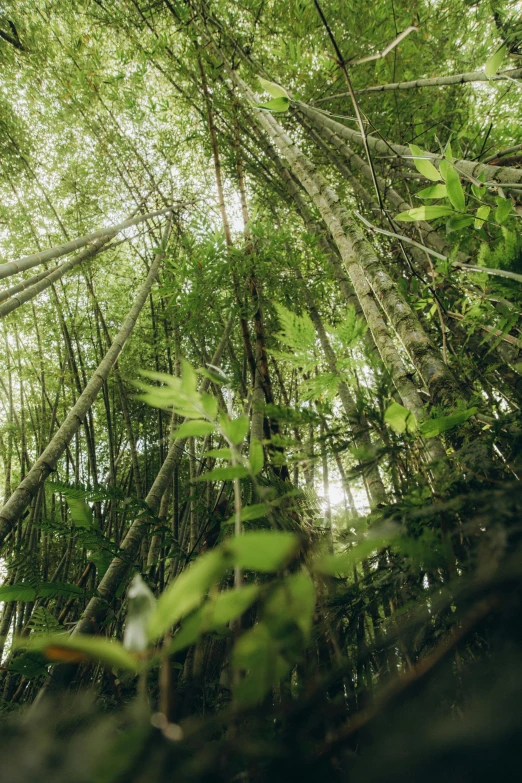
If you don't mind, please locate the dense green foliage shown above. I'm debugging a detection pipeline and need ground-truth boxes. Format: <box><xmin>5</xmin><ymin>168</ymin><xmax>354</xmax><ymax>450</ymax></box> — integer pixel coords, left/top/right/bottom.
<box><xmin>0</xmin><ymin>1</ymin><xmax>522</xmax><ymax>780</ymax></box>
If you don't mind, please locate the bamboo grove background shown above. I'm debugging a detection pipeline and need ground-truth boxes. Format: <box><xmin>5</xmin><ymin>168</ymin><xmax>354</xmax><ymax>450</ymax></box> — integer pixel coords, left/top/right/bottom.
<box><xmin>0</xmin><ymin>1</ymin><xmax>521</xmax><ymax>780</ymax></box>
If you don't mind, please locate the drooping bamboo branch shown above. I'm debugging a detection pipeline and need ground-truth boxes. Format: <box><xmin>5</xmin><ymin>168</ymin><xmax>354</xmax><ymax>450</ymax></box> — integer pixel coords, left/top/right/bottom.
<box><xmin>0</xmin><ymin>236</ymin><xmax>109</xmax><ymax>319</ymax></box>
<box><xmin>297</xmin><ymin>102</ymin><xmax>522</xmax><ymax>187</ymax></box>
<box><xmin>0</xmin><ymin>207</ymin><xmax>172</xmax><ymax>281</ymax></box>
<box><xmin>314</xmin><ymin>67</ymin><xmax>522</xmax><ymax>101</ymax></box>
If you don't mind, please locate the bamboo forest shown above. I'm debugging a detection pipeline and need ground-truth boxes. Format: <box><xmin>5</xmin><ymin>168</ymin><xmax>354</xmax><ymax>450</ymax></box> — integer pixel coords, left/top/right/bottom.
<box><xmin>0</xmin><ymin>0</ymin><xmax>521</xmax><ymax>780</ymax></box>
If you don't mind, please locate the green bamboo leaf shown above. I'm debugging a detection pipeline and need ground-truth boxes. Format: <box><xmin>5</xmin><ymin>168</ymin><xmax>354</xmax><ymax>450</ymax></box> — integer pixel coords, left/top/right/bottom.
<box><xmin>174</xmin><ymin>420</ymin><xmax>215</xmax><ymax>439</ymax></box>
<box><xmin>174</xmin><ymin>584</ymin><xmax>259</xmax><ymax>651</ymax></box>
<box><xmin>438</xmin><ymin>159</ymin><xmax>450</xmax><ymax>180</ymax></box>
<box><xmin>474</xmin><ymin>205</ymin><xmax>491</xmax><ymax>228</ymax></box>
<box><xmin>416</xmin><ymin>184</ymin><xmax>448</xmax><ymax>199</ymax></box>
<box><xmin>409</xmin><ymin>144</ymin><xmax>442</xmax><ymax>181</ymax></box>
<box><xmin>225</xmin><ymin>503</ymin><xmax>270</xmax><ymax>525</ymax></box>
<box><xmin>384</xmin><ymin>401</ymin><xmax>418</xmax><ymax>434</ymax></box>
<box><xmin>135</xmin><ymin>374</ymin><xmax>192</xmax><ymax>414</ymax></box>
<box><xmin>495</xmin><ymin>196</ymin><xmax>513</xmax><ymax>224</ymax></box>
<box><xmin>232</xmin><ymin>622</ymin><xmax>289</xmax><ymax>706</ymax></box>
<box><xmin>485</xmin><ymin>45</ymin><xmax>506</xmax><ymax>78</ymax></box>
<box><xmin>258</xmin><ymin>76</ymin><xmax>289</xmax><ymax>99</ymax></box>
<box><xmin>197</xmin><ymin>366</ymin><xmax>231</xmax><ymax>385</ymax></box>
<box><xmin>135</xmin><ymin>384</ymin><xmax>180</xmax><ymax>411</ymax></box>
<box><xmin>264</xmin><ymin>571</ymin><xmax>315</xmax><ymax>637</ymax></box>
<box><xmin>196</xmin><ymin>465</ymin><xmax>249</xmax><ymax>482</ymax></box>
<box><xmin>201</xmin><ymin>393</ymin><xmax>219</xmax><ymax>420</ymax></box>
<box><xmin>167</xmin><ymin>609</ymin><xmax>205</xmax><ymax>654</ymax></box>
<box><xmin>137</xmin><ymin>364</ymin><xmax>208</xmax><ymax>418</ymax></box>
<box><xmin>254</xmin><ymin>97</ymin><xmax>290</xmax><ymax>112</ymax></box>
<box><xmin>221</xmin><ymin>415</ymin><xmax>249</xmax><ymax>445</ymax></box>
<box><xmin>147</xmin><ymin>549</ymin><xmax>227</xmax><ymax>641</ymax></box>
<box><xmin>472</xmin><ymin>172</ymin><xmax>487</xmax><ymax>200</ymax></box>
<box><xmin>440</xmin><ymin>161</ymin><xmax>466</xmax><ymax>211</ymax></box>
<box><xmin>21</xmin><ymin>634</ymin><xmax>140</xmax><ymax>672</ymax></box>
<box><xmin>446</xmin><ymin>215</ymin><xmax>474</xmax><ymax>232</ymax></box>
<box><xmin>225</xmin><ymin>531</ymin><xmax>298</xmax><ymax>572</ymax></box>
<box><xmin>169</xmin><ymin>584</ymin><xmax>260</xmax><ymax>654</ymax></box>
<box><xmin>204</xmin><ymin>447</ymin><xmax>232</xmax><ymax>460</ymax></box>
<box><xmin>180</xmin><ymin>358</ymin><xmax>198</xmax><ymax>396</ymax></box>
<box><xmin>239</xmin><ymin>503</ymin><xmax>270</xmax><ymax>521</ymax></box>
<box><xmin>395</xmin><ymin>206</ymin><xmax>455</xmax><ymax>222</ymax></box>
<box><xmin>206</xmin><ymin>584</ymin><xmax>260</xmax><ymax>626</ymax></box>
<box><xmin>418</xmin><ymin>408</ymin><xmax>477</xmax><ymax>438</ymax></box>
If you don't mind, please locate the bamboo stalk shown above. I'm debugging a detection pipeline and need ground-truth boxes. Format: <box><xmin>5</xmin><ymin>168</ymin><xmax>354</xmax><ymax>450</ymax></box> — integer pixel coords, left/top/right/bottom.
<box><xmin>231</xmin><ymin>71</ymin><xmax>459</xmax><ymax>411</ymax></box>
<box><xmin>297</xmin><ymin>102</ymin><xmax>522</xmax><ymax>188</ymax></box>
<box><xmin>0</xmin><ymin>267</ymin><xmax>55</xmax><ymax>303</ymax></box>
<box><xmin>247</xmin><ymin>109</ymin><xmax>445</xmax><ymax>460</ymax></box>
<box><xmin>313</xmin><ymin>67</ymin><xmax>522</xmax><ymax>101</ymax></box>
<box><xmin>0</xmin><ymin>236</ymin><xmax>109</xmax><ymax>319</ymax></box>
<box><xmin>297</xmin><ymin>270</ymin><xmax>389</xmax><ymax>506</ymax></box>
<box><xmin>73</xmin><ymin>313</ymin><xmax>235</xmax><ymax>635</ymax></box>
<box><xmin>0</xmin><ymin>208</ymin><xmax>172</xmax><ymax>281</ymax></box>
<box><xmin>0</xmin><ymin>215</ymin><xmax>173</xmax><ymax>547</ymax></box>
<box><xmin>300</xmin><ymin>115</ymin><xmax>451</xmax><ymax>257</ymax></box>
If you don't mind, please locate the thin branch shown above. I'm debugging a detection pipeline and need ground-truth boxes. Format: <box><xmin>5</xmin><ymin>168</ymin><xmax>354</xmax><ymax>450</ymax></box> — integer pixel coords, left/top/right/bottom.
<box><xmin>482</xmin><ymin>143</ymin><xmax>522</xmax><ymax>164</ymax></box>
<box><xmin>312</xmin><ymin>0</ymin><xmax>384</xmax><ymax>210</ymax></box>
<box><xmin>355</xmin><ymin>212</ymin><xmax>447</xmax><ymax>259</ymax></box>
<box><xmin>314</xmin><ymin>67</ymin><xmax>522</xmax><ymax>103</ymax></box>
<box><xmin>347</xmin><ymin>25</ymin><xmax>417</xmax><ymax>66</ymax></box>
<box><xmin>0</xmin><ymin>24</ymin><xmax>26</xmax><ymax>52</ymax></box>
<box><xmin>447</xmin><ymin>311</ymin><xmax>522</xmax><ymax>350</ymax></box>
<box><xmin>355</xmin><ymin>211</ymin><xmax>522</xmax><ymax>285</ymax></box>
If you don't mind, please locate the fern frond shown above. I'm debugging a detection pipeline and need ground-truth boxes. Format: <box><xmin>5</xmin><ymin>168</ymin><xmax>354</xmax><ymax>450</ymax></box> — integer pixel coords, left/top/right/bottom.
<box><xmin>273</xmin><ymin>303</ymin><xmax>317</xmax><ymax>355</ymax></box>
<box><xmin>329</xmin><ymin>305</ymin><xmax>367</xmax><ymax>348</ymax></box>
<box><xmin>302</xmin><ymin>373</ymin><xmax>340</xmax><ymax>402</ymax></box>
<box><xmin>0</xmin><ymin>582</ymin><xmax>86</xmax><ymax>602</ymax></box>
<box><xmin>28</xmin><ymin>607</ymin><xmax>63</xmax><ymax>636</ymax></box>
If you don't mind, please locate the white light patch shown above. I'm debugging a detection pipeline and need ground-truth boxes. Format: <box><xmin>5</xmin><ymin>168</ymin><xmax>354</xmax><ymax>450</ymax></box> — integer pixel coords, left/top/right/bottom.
<box><xmin>321</xmin><ymin>465</ymin><xmax>371</xmax><ymax>520</ymax></box>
